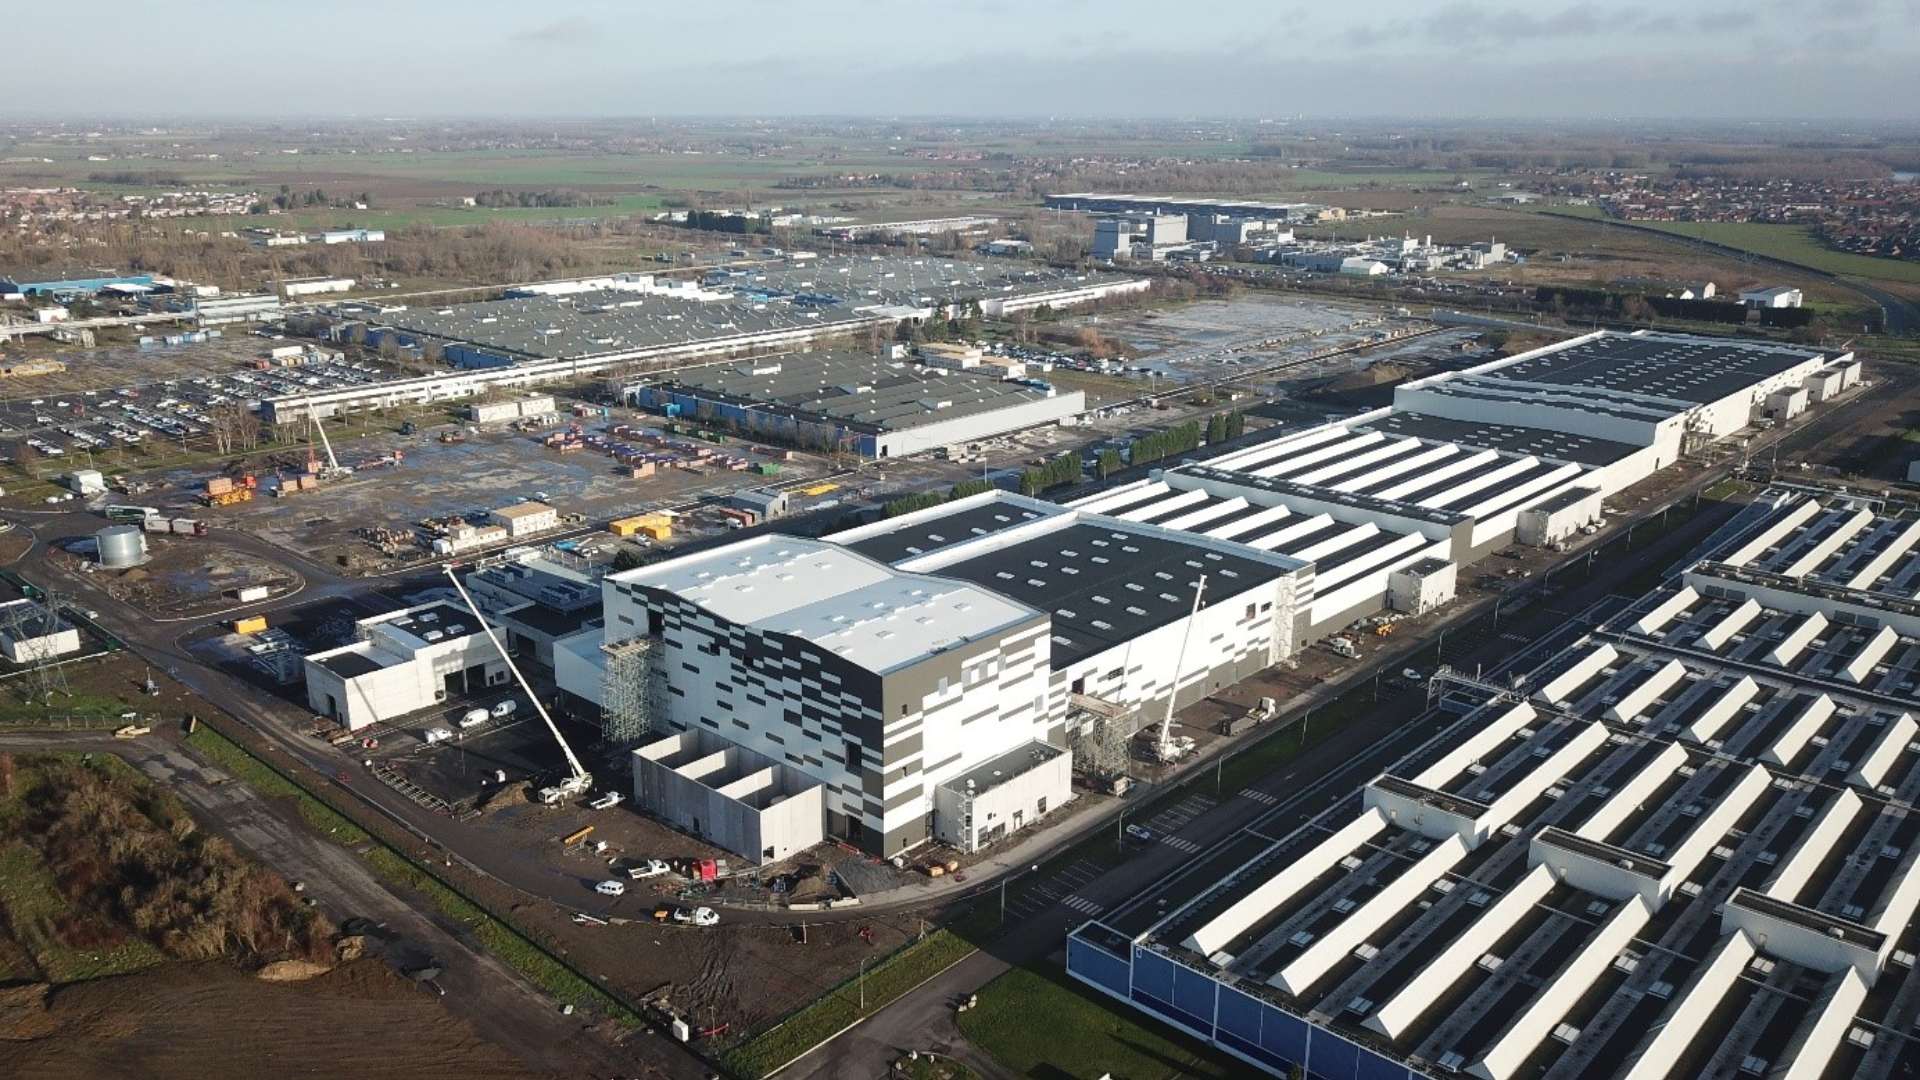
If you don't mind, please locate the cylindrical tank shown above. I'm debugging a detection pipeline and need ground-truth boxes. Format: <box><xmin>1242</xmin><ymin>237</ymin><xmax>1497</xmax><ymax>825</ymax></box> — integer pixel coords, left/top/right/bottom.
<box><xmin>96</xmin><ymin>524</ymin><xmax>148</xmax><ymax>568</ymax></box>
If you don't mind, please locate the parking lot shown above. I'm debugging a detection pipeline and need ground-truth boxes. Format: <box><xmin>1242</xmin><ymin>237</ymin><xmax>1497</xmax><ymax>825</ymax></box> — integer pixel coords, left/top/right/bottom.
<box><xmin>0</xmin><ymin>335</ymin><xmax>400</xmax><ymax>460</ymax></box>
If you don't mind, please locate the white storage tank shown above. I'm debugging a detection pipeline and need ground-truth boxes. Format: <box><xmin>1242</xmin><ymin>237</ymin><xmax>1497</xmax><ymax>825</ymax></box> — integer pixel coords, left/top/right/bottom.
<box><xmin>96</xmin><ymin>524</ymin><xmax>148</xmax><ymax>568</ymax></box>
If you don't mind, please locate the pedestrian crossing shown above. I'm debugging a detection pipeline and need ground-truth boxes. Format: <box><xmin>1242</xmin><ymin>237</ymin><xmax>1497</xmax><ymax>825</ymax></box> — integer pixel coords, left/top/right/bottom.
<box><xmin>1161</xmin><ymin>835</ymin><xmax>1204</xmax><ymax>853</ymax></box>
<box><xmin>1239</xmin><ymin>788</ymin><xmax>1280</xmax><ymax>805</ymax></box>
<box><xmin>1061</xmin><ymin>895</ymin><xmax>1105</xmax><ymax>915</ymax></box>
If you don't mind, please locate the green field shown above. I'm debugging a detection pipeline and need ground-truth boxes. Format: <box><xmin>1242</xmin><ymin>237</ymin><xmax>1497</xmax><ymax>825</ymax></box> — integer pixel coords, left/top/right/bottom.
<box><xmin>958</xmin><ymin>965</ymin><xmax>1240</xmax><ymax>1080</ymax></box>
<box><xmin>1540</xmin><ymin>211</ymin><xmax>1920</xmax><ymax>285</ymax></box>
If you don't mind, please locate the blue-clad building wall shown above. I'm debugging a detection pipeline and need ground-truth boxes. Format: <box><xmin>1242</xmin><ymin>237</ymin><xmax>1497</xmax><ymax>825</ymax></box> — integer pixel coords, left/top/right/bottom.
<box><xmin>1066</xmin><ymin>925</ymin><xmax>1432</xmax><ymax>1080</ymax></box>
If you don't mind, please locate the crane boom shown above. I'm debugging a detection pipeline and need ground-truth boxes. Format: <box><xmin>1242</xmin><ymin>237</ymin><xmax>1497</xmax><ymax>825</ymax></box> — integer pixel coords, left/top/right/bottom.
<box><xmin>303</xmin><ymin>398</ymin><xmax>343</xmax><ymax>473</ymax></box>
<box><xmin>442</xmin><ymin>564</ymin><xmax>591</xmax><ymax>789</ymax></box>
<box><xmin>1156</xmin><ymin>574</ymin><xmax>1206</xmax><ymax>762</ymax></box>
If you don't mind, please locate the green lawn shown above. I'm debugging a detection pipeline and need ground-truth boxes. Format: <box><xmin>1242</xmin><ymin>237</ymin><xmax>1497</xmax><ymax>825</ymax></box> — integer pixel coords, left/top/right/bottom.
<box><xmin>959</xmin><ymin>964</ymin><xmax>1241</xmax><ymax>1080</ymax></box>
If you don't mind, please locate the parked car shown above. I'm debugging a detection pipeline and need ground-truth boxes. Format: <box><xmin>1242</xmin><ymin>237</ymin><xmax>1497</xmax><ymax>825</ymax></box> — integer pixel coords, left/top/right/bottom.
<box><xmin>1125</xmin><ymin>824</ymin><xmax>1154</xmax><ymax>842</ymax></box>
<box><xmin>594</xmin><ymin>880</ymin><xmax>627</xmax><ymax>897</ymax></box>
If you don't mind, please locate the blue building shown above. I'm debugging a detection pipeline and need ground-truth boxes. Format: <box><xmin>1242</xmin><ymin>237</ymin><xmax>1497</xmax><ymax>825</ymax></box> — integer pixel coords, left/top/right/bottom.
<box><xmin>0</xmin><ymin>269</ymin><xmax>156</xmax><ymax>298</ymax></box>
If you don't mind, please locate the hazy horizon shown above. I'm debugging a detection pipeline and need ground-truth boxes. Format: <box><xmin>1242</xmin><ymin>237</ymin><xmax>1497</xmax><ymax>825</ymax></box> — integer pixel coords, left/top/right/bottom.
<box><xmin>3</xmin><ymin>0</ymin><xmax>1917</xmax><ymax>123</ymax></box>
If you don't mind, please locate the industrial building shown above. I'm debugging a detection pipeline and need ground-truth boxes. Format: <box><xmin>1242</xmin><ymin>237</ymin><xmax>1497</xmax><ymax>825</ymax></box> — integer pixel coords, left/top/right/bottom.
<box><xmin>465</xmin><ymin>395</ymin><xmax>556</xmax><ymax>424</ymax></box>
<box><xmin>602</xmin><ymin>535</ymin><xmax>1072</xmax><ymax>859</ymax></box>
<box><xmin>554</xmin><ymin>493</ymin><xmax>1310</xmax><ymax>861</ymax></box>
<box><xmin>490</xmin><ymin>501</ymin><xmax>559</xmax><ymax>539</ymax></box>
<box><xmin>0</xmin><ymin>600</ymin><xmax>82</xmax><ymax>664</ymax></box>
<box><xmin>626</xmin><ymin>350</ymin><xmax>1086</xmax><ymax>459</ymax></box>
<box><xmin>816</xmin><ymin>215</ymin><xmax>1001</xmax><ymax>240</ymax></box>
<box><xmin>1044</xmin><ymin>193</ymin><xmax>1341</xmax><ymax>223</ymax></box>
<box><xmin>0</xmin><ymin>268</ymin><xmax>155</xmax><ymax>298</ymax></box>
<box><xmin>700</xmin><ymin>254</ymin><xmax>1149</xmax><ymax>319</ymax></box>
<box><xmin>1072</xmin><ymin>331</ymin><xmax>1853</xmax><ymax>641</ymax></box>
<box><xmin>262</xmin><ymin>256</ymin><xmax>1146</xmax><ymax>422</ymax></box>
<box><xmin>304</xmin><ymin>602</ymin><xmax>511</xmax><ymax>730</ymax></box>
<box><xmin>1066</xmin><ymin>489</ymin><xmax>1920</xmax><ymax>1079</ymax></box>
<box><xmin>193</xmin><ymin>292</ymin><xmax>284</xmax><ymax>326</ymax></box>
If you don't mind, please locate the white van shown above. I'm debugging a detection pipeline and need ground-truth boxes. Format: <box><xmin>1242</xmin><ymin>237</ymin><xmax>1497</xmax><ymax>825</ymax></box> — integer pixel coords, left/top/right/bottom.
<box><xmin>490</xmin><ymin>699</ymin><xmax>517</xmax><ymax>719</ymax></box>
<box><xmin>423</xmin><ymin>728</ymin><xmax>453</xmax><ymax>745</ymax></box>
<box><xmin>595</xmin><ymin>880</ymin><xmax>626</xmax><ymax>897</ymax></box>
<box><xmin>459</xmin><ymin>708</ymin><xmax>489</xmax><ymax>728</ymax></box>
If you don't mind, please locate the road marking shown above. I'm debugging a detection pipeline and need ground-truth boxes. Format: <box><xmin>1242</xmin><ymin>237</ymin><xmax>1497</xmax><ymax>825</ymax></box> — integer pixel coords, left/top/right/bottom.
<box><xmin>1240</xmin><ymin>788</ymin><xmax>1280</xmax><ymax>805</ymax></box>
<box><xmin>1161</xmin><ymin>836</ymin><xmax>1203</xmax><ymax>853</ymax></box>
<box><xmin>1061</xmin><ymin>895</ymin><xmax>1105</xmax><ymax>915</ymax></box>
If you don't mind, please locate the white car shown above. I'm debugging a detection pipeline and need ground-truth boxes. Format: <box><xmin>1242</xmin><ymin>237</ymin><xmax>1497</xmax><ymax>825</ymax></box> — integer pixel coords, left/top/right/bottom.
<box><xmin>673</xmin><ymin>905</ymin><xmax>719</xmax><ymax>927</ymax></box>
<box><xmin>490</xmin><ymin>699</ymin><xmax>517</xmax><ymax>718</ymax></box>
<box><xmin>627</xmin><ymin>859</ymin><xmax>671</xmax><ymax>881</ymax></box>
<box><xmin>594</xmin><ymin>880</ymin><xmax>627</xmax><ymax>897</ymax></box>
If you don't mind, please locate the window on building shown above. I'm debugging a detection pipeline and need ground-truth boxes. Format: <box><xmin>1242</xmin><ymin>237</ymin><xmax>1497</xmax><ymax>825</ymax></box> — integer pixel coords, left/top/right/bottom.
<box><xmin>1037</xmin><ymin>797</ymin><xmax>1048</xmax><ymax>815</ymax></box>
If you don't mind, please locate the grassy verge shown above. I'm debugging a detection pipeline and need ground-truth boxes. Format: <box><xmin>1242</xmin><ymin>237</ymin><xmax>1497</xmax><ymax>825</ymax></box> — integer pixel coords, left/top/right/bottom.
<box><xmin>895</xmin><ymin>1056</ymin><xmax>983</xmax><ymax>1080</ymax></box>
<box><xmin>185</xmin><ymin>725</ymin><xmax>370</xmax><ymax>844</ymax></box>
<box><xmin>720</xmin><ymin>929</ymin><xmax>979</xmax><ymax>1079</ymax></box>
<box><xmin>959</xmin><ymin>964</ymin><xmax>1239</xmax><ymax>1080</ymax></box>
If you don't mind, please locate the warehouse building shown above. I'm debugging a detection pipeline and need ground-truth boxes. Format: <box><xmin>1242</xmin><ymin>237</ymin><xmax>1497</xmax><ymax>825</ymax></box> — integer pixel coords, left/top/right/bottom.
<box><xmin>265</xmin><ymin>255</ymin><xmax>1146</xmax><ymax>421</ymax></box>
<box><xmin>561</xmin><ymin>494</ymin><xmax>1310</xmax><ymax>861</ymax></box>
<box><xmin>1043</xmin><ymin>193</ymin><xmax>1341</xmax><ymax>223</ymax></box>
<box><xmin>0</xmin><ymin>600</ymin><xmax>82</xmax><ymax>664</ymax></box>
<box><xmin>1392</xmin><ymin>330</ymin><xmax>1844</xmax><ymax>451</ymax></box>
<box><xmin>627</xmin><ymin>350</ymin><xmax>1086</xmax><ymax>458</ymax></box>
<box><xmin>1075</xmin><ymin>330</ymin><xmax>1853</xmax><ymax>641</ymax></box>
<box><xmin>1066</xmin><ymin>490</ymin><xmax>1920</xmax><ymax>1080</ymax></box>
<box><xmin>490</xmin><ymin>501</ymin><xmax>559</xmax><ymax>539</ymax></box>
<box><xmin>304</xmin><ymin>602</ymin><xmax>511</xmax><ymax>730</ymax></box>
<box><xmin>602</xmin><ymin>535</ymin><xmax>1065</xmax><ymax>858</ymax></box>
<box><xmin>0</xmin><ymin>268</ymin><xmax>155</xmax><ymax>298</ymax></box>
<box><xmin>702</xmin><ymin>254</ymin><xmax>1149</xmax><ymax>319</ymax></box>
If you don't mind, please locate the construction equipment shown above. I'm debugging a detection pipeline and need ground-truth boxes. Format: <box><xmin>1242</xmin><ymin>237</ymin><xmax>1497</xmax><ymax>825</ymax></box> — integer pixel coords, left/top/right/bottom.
<box><xmin>301</xmin><ymin>397</ymin><xmax>353</xmax><ymax>481</ymax></box>
<box><xmin>443</xmin><ymin>564</ymin><xmax>592</xmax><ymax>805</ymax></box>
<box><xmin>1150</xmin><ymin>574</ymin><xmax>1206</xmax><ymax>764</ymax></box>
<box><xmin>1374</xmin><ymin>621</ymin><xmax>1396</xmax><ymax>637</ymax></box>
<box><xmin>562</xmin><ymin>825</ymin><xmax>595</xmax><ymax>847</ymax></box>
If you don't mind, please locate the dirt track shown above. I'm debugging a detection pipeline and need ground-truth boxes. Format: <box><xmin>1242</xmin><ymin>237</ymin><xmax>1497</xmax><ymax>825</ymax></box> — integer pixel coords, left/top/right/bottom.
<box><xmin>0</xmin><ymin>960</ymin><xmax>540</xmax><ymax>1080</ymax></box>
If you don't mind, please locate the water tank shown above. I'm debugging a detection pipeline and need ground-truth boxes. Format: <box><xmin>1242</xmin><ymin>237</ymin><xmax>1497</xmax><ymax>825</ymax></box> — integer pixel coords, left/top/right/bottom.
<box><xmin>96</xmin><ymin>525</ymin><xmax>148</xmax><ymax>569</ymax></box>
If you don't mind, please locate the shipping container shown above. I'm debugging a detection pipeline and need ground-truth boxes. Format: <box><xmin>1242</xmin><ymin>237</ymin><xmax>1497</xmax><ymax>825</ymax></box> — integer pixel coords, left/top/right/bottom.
<box><xmin>143</xmin><ymin>516</ymin><xmax>171</xmax><ymax>534</ymax></box>
<box><xmin>236</xmin><ymin>585</ymin><xmax>270</xmax><ymax>602</ymax></box>
<box><xmin>206</xmin><ymin>477</ymin><xmax>233</xmax><ymax>496</ymax></box>
<box><xmin>170</xmin><ymin>518</ymin><xmax>199</xmax><ymax>535</ymax></box>
<box><xmin>232</xmin><ymin>616</ymin><xmax>268</xmax><ymax>635</ymax></box>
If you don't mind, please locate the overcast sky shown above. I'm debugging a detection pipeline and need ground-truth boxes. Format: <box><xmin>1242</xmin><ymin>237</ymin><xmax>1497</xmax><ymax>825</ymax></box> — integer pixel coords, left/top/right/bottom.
<box><xmin>6</xmin><ymin>0</ymin><xmax>1918</xmax><ymax>122</ymax></box>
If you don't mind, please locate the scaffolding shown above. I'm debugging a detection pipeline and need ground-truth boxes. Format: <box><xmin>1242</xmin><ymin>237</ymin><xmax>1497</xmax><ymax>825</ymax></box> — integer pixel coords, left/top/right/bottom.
<box><xmin>1066</xmin><ymin>692</ymin><xmax>1133</xmax><ymax>788</ymax></box>
<box><xmin>600</xmin><ymin>636</ymin><xmax>661</xmax><ymax>748</ymax></box>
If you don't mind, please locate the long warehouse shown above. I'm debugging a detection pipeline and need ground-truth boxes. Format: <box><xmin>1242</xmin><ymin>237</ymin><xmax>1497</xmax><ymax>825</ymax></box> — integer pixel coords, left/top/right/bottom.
<box><xmin>1067</xmin><ymin>490</ymin><xmax>1920</xmax><ymax>1080</ymax></box>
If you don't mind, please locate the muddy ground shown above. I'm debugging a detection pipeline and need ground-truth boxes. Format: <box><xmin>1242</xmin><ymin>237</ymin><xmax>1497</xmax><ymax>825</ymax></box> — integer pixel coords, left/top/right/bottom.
<box><xmin>0</xmin><ymin>960</ymin><xmax>541</xmax><ymax>1080</ymax></box>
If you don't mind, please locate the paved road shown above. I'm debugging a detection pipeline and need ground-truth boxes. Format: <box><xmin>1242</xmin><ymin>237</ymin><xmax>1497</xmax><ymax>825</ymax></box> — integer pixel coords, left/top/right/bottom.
<box><xmin>0</xmin><ymin>730</ymin><xmax>697</xmax><ymax>1080</ymax></box>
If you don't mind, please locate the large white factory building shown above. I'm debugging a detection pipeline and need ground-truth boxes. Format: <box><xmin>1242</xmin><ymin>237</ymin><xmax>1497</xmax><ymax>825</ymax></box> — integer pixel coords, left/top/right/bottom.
<box><xmin>552</xmin><ymin>330</ymin><xmax>1861</xmax><ymax>865</ymax></box>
